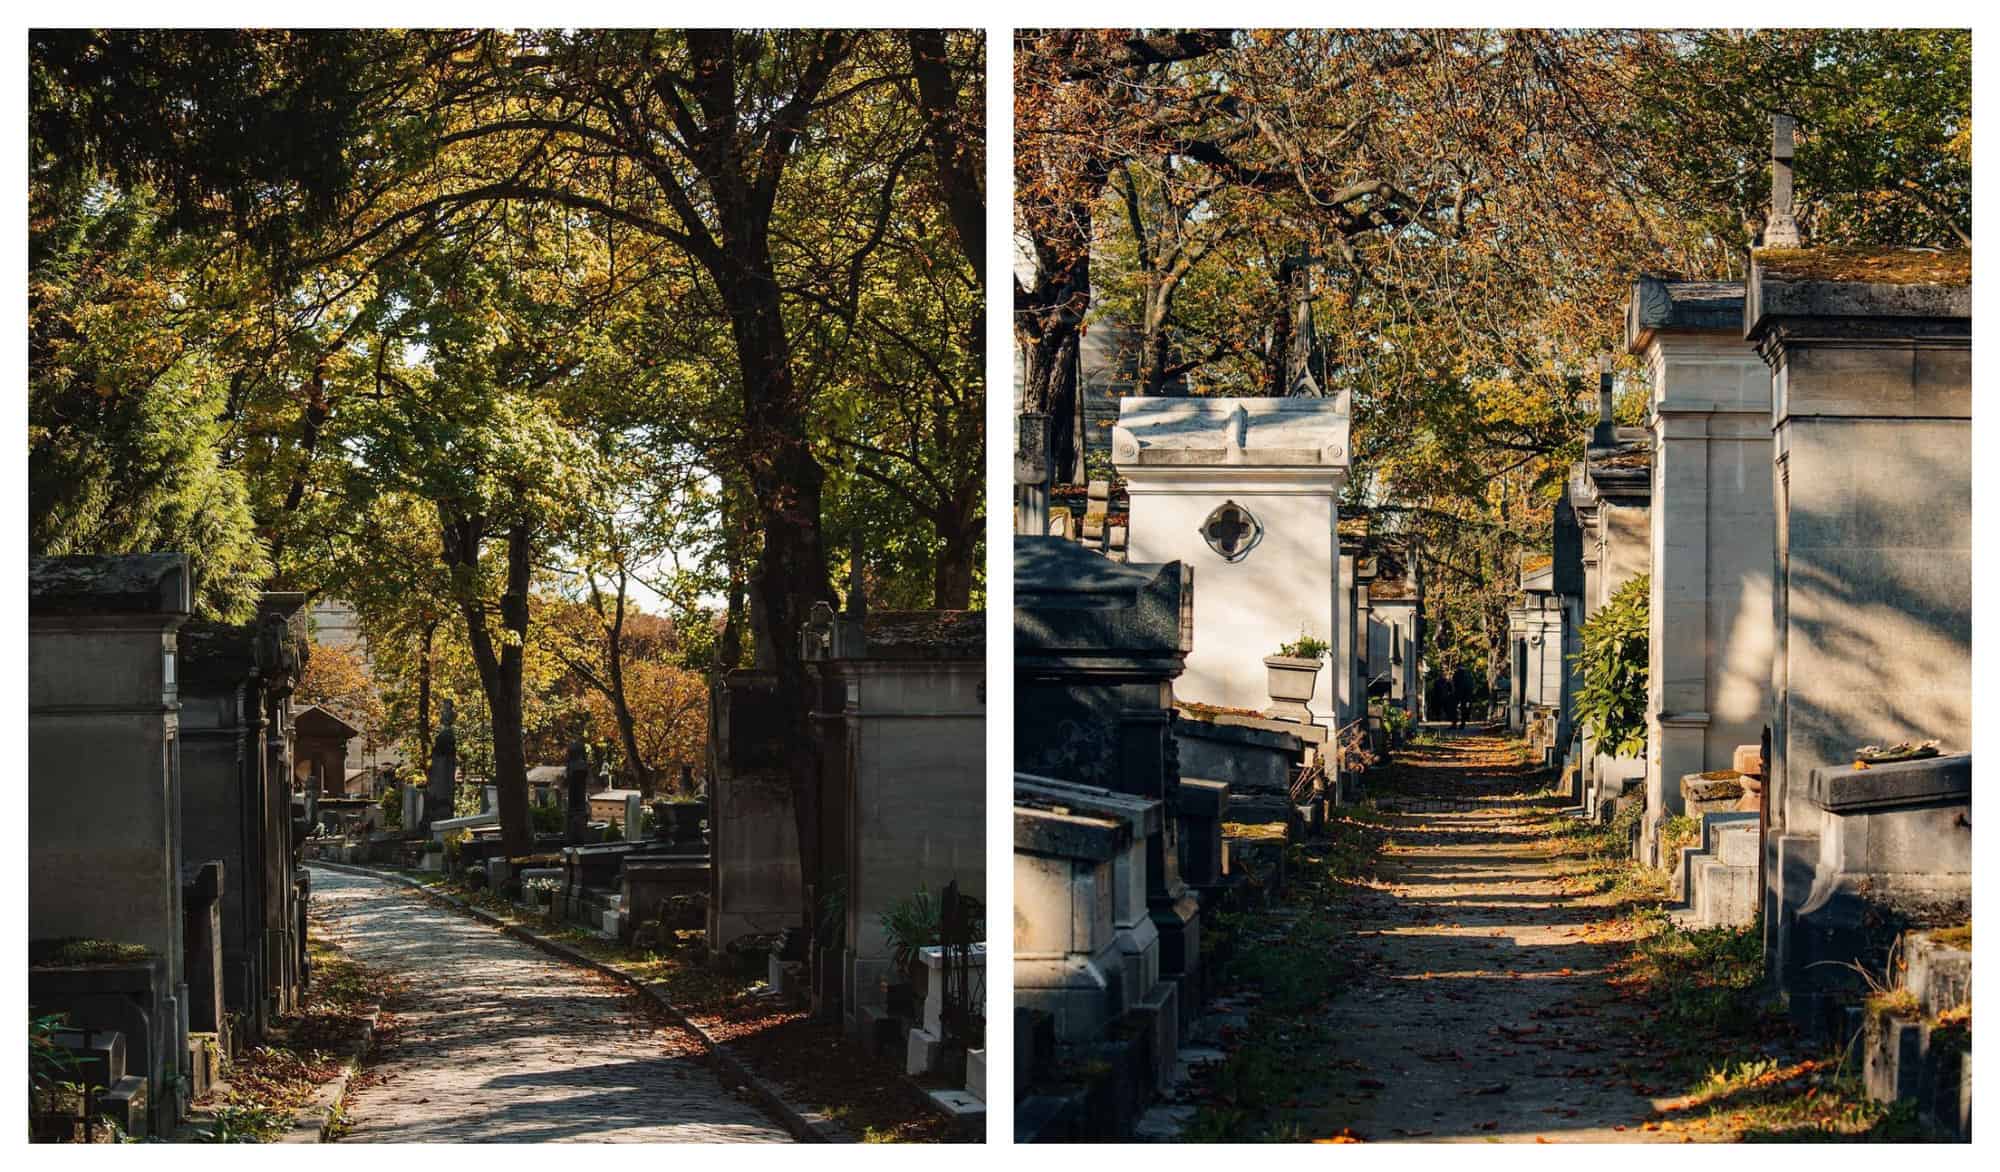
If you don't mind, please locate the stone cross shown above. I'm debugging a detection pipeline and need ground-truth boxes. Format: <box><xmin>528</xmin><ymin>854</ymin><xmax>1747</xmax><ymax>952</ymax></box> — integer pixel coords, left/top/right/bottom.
<box><xmin>1282</xmin><ymin>254</ymin><xmax>1329</xmax><ymax>399</ymax></box>
<box><xmin>1765</xmin><ymin>114</ymin><xmax>1802</xmax><ymax>248</ymax></box>
<box><xmin>1592</xmin><ymin>352</ymin><xmax>1616</xmax><ymax>447</ymax></box>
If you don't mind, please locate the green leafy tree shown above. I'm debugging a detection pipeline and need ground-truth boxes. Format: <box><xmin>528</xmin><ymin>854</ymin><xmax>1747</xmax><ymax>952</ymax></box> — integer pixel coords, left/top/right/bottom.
<box><xmin>1573</xmin><ymin>575</ymin><xmax>1651</xmax><ymax>759</ymax></box>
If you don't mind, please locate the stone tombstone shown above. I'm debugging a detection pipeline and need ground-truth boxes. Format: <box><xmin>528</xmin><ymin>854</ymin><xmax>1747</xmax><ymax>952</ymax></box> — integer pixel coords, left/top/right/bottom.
<box><xmin>1112</xmin><ymin>396</ymin><xmax>1350</xmax><ymax>722</ymax></box>
<box><xmin>564</xmin><ymin>738</ymin><xmax>592</xmax><ymax>845</ymax></box>
<box><xmin>705</xmin><ymin>669</ymin><xmax>802</xmax><ymax>956</ymax></box>
<box><xmin>622</xmin><ymin>793</ymin><xmax>644</xmax><ymax>842</ymax></box>
<box><xmin>1015</xmin><ymin>537</ymin><xmax>1202</xmax><ymax>1024</ymax></box>
<box><xmin>1742</xmin><ymin>247</ymin><xmax>1970</xmax><ymax>994</ymax></box>
<box><xmin>401</xmin><ymin>784</ymin><xmax>425</xmax><ymax>834</ymax></box>
<box><xmin>180</xmin><ymin>860</ymin><xmax>226</xmax><ymax>1052</ymax></box>
<box><xmin>424</xmin><ymin>699</ymin><xmax>457</xmax><ymax>830</ymax></box>
<box><xmin>1011</xmin><ymin>781</ymin><xmax>1130</xmax><ymax>1047</ymax></box>
<box><xmin>29</xmin><ymin>553</ymin><xmax>194</xmax><ymax>1130</ymax></box>
<box><xmin>1507</xmin><ymin>555</ymin><xmax>1567</xmax><ymax>752</ymax></box>
<box><xmin>1626</xmin><ymin>277</ymin><xmax>1774</xmax><ymax>865</ymax></box>
<box><xmin>801</xmin><ymin>603</ymin><xmax>986</xmax><ymax>1040</ymax></box>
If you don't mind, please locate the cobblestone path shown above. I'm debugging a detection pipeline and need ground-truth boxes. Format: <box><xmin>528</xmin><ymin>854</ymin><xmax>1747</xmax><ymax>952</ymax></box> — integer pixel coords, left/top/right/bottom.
<box><xmin>310</xmin><ymin>866</ymin><xmax>791</xmax><ymax>1143</ymax></box>
<box><xmin>1293</xmin><ymin>729</ymin><xmax>1689</xmax><ymax>1143</ymax></box>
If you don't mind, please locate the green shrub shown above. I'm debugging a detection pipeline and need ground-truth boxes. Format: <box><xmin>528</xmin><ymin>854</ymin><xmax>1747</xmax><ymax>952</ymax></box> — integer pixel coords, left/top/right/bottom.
<box><xmin>879</xmin><ymin>887</ymin><xmax>939</xmax><ymax>975</ymax></box>
<box><xmin>1573</xmin><ymin>574</ymin><xmax>1650</xmax><ymax>757</ymax></box>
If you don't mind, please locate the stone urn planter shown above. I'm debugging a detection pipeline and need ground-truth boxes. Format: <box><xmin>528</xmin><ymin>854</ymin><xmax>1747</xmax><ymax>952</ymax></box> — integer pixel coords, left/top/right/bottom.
<box><xmin>1262</xmin><ymin>654</ymin><xmax>1322</xmax><ymax>723</ymax></box>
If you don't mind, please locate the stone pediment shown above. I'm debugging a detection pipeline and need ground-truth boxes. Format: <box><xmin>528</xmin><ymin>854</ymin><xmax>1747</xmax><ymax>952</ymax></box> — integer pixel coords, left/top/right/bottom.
<box><xmin>1627</xmin><ymin>276</ymin><xmax>1746</xmax><ymax>352</ymax></box>
<box><xmin>1111</xmin><ymin>396</ymin><xmax>1350</xmax><ymax>471</ymax></box>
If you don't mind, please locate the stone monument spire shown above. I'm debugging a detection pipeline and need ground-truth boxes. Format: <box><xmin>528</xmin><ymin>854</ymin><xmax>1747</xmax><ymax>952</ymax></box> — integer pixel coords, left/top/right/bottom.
<box><xmin>1283</xmin><ymin>254</ymin><xmax>1329</xmax><ymax>398</ymax></box>
<box><xmin>1591</xmin><ymin>352</ymin><xmax>1617</xmax><ymax>448</ymax></box>
<box><xmin>1764</xmin><ymin>113</ymin><xmax>1802</xmax><ymax>248</ymax></box>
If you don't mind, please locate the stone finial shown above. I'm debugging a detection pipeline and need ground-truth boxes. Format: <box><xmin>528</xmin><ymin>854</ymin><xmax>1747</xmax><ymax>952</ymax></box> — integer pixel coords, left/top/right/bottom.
<box><xmin>1592</xmin><ymin>352</ymin><xmax>1616</xmax><ymax>448</ymax></box>
<box><xmin>1765</xmin><ymin>114</ymin><xmax>1802</xmax><ymax>248</ymax></box>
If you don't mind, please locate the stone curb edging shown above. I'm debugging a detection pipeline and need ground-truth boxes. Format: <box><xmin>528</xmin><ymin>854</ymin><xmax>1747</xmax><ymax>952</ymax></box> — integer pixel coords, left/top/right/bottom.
<box><xmin>276</xmin><ymin>1006</ymin><xmax>380</xmax><ymax>1143</ymax></box>
<box><xmin>308</xmin><ymin>860</ymin><xmax>850</xmax><ymax>1144</ymax></box>
<box><xmin>175</xmin><ymin>993</ymin><xmax>379</xmax><ymax>1143</ymax></box>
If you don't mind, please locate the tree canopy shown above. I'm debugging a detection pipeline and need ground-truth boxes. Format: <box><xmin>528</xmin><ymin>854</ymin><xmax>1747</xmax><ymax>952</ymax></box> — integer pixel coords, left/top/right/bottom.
<box><xmin>29</xmin><ymin>28</ymin><xmax>987</xmax><ymax>857</ymax></box>
<box><xmin>1014</xmin><ymin>27</ymin><xmax>1969</xmax><ymax>684</ymax></box>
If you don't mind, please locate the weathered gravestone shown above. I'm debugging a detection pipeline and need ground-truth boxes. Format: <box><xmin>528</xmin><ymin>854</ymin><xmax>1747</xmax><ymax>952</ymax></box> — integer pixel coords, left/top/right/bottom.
<box><xmin>423</xmin><ymin>699</ymin><xmax>457</xmax><ymax>832</ymax></box>
<box><xmin>801</xmin><ymin>586</ymin><xmax>988</xmax><ymax>1040</ymax></box>
<box><xmin>564</xmin><ymin>737</ymin><xmax>591</xmax><ymax>845</ymax></box>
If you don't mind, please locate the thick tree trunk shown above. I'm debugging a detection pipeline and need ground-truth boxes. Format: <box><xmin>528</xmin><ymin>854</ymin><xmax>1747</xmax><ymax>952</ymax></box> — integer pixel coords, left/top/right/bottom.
<box><xmin>1016</xmin><ymin>186</ymin><xmax>1100</xmax><ymax>486</ymax></box>
<box><xmin>905</xmin><ymin>29</ymin><xmax>983</xmax><ymax>288</ymax></box>
<box><xmin>415</xmin><ymin>617</ymin><xmax>436</xmax><ymax>763</ymax></box>
<box><xmin>602</xmin><ymin>582</ymin><xmax>655</xmax><ymax>796</ymax></box>
<box><xmin>933</xmin><ymin>508</ymin><xmax>978</xmax><ymax>609</ymax></box>
<box><xmin>716</xmin><ymin>236</ymin><xmax>834</xmax><ymax>938</ymax></box>
<box><xmin>441</xmin><ymin>509</ymin><xmax>535</xmax><ymax>858</ymax></box>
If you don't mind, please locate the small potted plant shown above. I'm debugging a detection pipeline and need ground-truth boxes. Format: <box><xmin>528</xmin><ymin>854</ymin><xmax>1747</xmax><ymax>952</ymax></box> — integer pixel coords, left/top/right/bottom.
<box><xmin>1263</xmin><ymin>632</ymin><xmax>1329</xmax><ymax>723</ymax></box>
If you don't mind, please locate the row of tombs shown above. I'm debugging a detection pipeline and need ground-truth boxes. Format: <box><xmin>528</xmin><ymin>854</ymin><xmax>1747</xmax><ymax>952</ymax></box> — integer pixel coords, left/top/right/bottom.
<box><xmin>1011</xmin><ymin>242</ymin><xmax>1970</xmax><ymax>1139</ymax></box>
<box><xmin>1012</xmin><ymin>351</ymin><xmax>1393</xmax><ymax>1138</ymax></box>
<box><xmin>300</xmin><ymin>581</ymin><xmax>992</xmax><ymax>1126</ymax></box>
<box><xmin>29</xmin><ymin>551</ymin><xmax>991</xmax><ymax>1137</ymax></box>
<box><xmin>29</xmin><ymin>561</ymin><xmax>318</xmax><ymax>1138</ymax></box>
<box><xmin>1505</xmin><ymin>250</ymin><xmax>1971</xmax><ymax>1136</ymax></box>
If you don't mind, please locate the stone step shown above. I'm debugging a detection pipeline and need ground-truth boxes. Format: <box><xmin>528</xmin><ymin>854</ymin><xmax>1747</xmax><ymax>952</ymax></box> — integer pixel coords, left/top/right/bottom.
<box><xmin>1673</xmin><ymin>811</ymin><xmax>1756</xmax><ymax>907</ymax></box>
<box><xmin>1692</xmin><ymin>856</ymin><xmax>1757</xmax><ymax>927</ymax></box>
<box><xmin>1713</xmin><ymin>820</ymin><xmax>1759</xmax><ymax>867</ymax></box>
<box><xmin>1900</xmin><ymin>930</ymin><xmax>1971</xmax><ymax>1017</ymax></box>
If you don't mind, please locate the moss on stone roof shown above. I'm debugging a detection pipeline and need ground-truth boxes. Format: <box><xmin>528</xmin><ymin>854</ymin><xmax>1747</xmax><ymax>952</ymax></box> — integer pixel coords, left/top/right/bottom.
<box><xmin>863</xmin><ymin>610</ymin><xmax>985</xmax><ymax>659</ymax></box>
<box><xmin>1754</xmin><ymin>246</ymin><xmax>1969</xmax><ymax>287</ymax></box>
<box><xmin>1368</xmin><ymin>579</ymin><xmax>1418</xmax><ymax>601</ymax></box>
<box><xmin>1521</xmin><ymin>553</ymin><xmax>1553</xmax><ymax>574</ymax></box>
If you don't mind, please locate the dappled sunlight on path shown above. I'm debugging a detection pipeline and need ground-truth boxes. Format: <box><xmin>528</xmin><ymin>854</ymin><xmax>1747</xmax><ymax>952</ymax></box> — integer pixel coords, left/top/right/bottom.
<box><xmin>1292</xmin><ymin>729</ymin><xmax>1702</xmax><ymax>1143</ymax></box>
